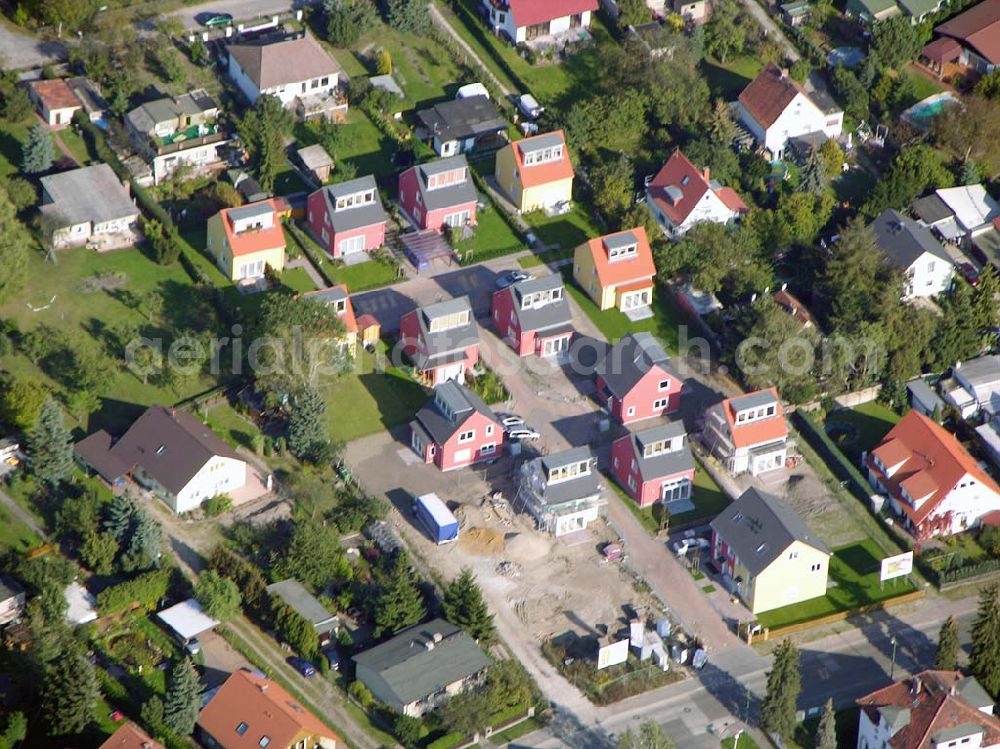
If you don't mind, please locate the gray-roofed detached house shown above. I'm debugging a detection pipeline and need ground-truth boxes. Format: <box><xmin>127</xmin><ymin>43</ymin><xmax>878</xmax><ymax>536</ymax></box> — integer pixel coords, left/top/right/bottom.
<box><xmin>398</xmin><ymin>155</ymin><xmax>480</xmax><ymax>233</ymax></box>
<box><xmin>410</xmin><ymin>380</ymin><xmax>503</xmax><ymax>471</ymax></box>
<box><xmin>417</xmin><ymin>95</ymin><xmax>507</xmax><ymax>157</ymax></box>
<box><xmin>491</xmin><ymin>275</ymin><xmax>574</xmax><ymax>357</ymax></box>
<box><xmin>265</xmin><ymin>580</ymin><xmax>339</xmax><ymax>643</ymax></box>
<box><xmin>353</xmin><ymin>618</ymin><xmax>490</xmax><ymax>717</ymax></box>
<box><xmin>39</xmin><ymin>164</ymin><xmax>140</xmax><ymax>250</ymax></box>
<box><xmin>611</xmin><ymin>421</ymin><xmax>696</xmax><ymax>509</ymax></box>
<box><xmin>514</xmin><ymin>447</ymin><xmax>606</xmax><ymax>535</ymax></box>
<box><xmin>306</xmin><ymin>174</ymin><xmax>388</xmax><ymax>259</ymax></box>
<box><xmin>710</xmin><ymin>487</ymin><xmax>830</xmax><ymax>614</ymax></box>
<box><xmin>400</xmin><ymin>296</ymin><xmax>481</xmax><ymax>385</ymax></box>
<box><xmin>74</xmin><ymin>406</ymin><xmax>265</xmax><ymax>514</ymax></box>
<box><xmin>871</xmin><ymin>209</ymin><xmax>953</xmax><ymax>300</ymax></box>
<box><xmin>942</xmin><ymin>355</ymin><xmax>1000</xmax><ymax>418</ymax></box>
<box><xmin>594</xmin><ymin>332</ymin><xmax>683</xmax><ymax>425</ymax></box>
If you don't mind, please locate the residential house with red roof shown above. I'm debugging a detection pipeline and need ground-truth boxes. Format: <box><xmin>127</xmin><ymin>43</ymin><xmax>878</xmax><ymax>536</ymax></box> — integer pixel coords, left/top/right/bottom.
<box><xmin>99</xmin><ymin>723</ymin><xmax>167</xmax><ymax>749</ymax></box>
<box><xmin>494</xmin><ymin>130</ymin><xmax>574</xmax><ymax>213</ymax></box>
<box><xmin>856</xmin><ymin>670</ymin><xmax>1000</xmax><ymax>749</ymax></box>
<box><xmin>306</xmin><ymin>175</ymin><xmax>387</xmax><ymax>260</ymax></box>
<box><xmin>399</xmin><ymin>296</ymin><xmax>480</xmax><ymax>385</ymax></box>
<box><xmin>27</xmin><ymin>79</ymin><xmax>81</xmax><ymax>127</ymax></box>
<box><xmin>702</xmin><ymin>389</ymin><xmax>789</xmax><ymax>476</ymax></box>
<box><xmin>492</xmin><ymin>274</ymin><xmax>574</xmax><ymax>357</ymax></box>
<box><xmin>410</xmin><ymin>381</ymin><xmax>503</xmax><ymax>471</ymax></box>
<box><xmin>573</xmin><ymin>227</ymin><xmax>656</xmax><ymax>312</ymax></box>
<box><xmin>206</xmin><ymin>199</ymin><xmax>286</xmax><ymax>283</ymax></box>
<box><xmin>645</xmin><ymin>149</ymin><xmax>747</xmax><ymax>238</ymax></box>
<box><xmin>921</xmin><ymin>0</ymin><xmax>1000</xmax><ymax>77</ymax></box>
<box><xmin>773</xmin><ymin>285</ymin><xmax>819</xmax><ymax>330</ymax></box>
<box><xmin>398</xmin><ymin>155</ymin><xmax>479</xmax><ymax>232</ymax></box>
<box><xmin>197</xmin><ymin>668</ymin><xmax>343</xmax><ymax>749</ymax></box>
<box><xmin>482</xmin><ymin>0</ymin><xmax>598</xmax><ymax>44</ymax></box>
<box><xmin>611</xmin><ymin>422</ymin><xmax>695</xmax><ymax>508</ymax></box>
<box><xmin>595</xmin><ymin>332</ymin><xmax>682</xmax><ymax>425</ymax></box>
<box><xmin>736</xmin><ymin>63</ymin><xmax>844</xmax><ymax>161</ymax></box>
<box><xmin>301</xmin><ymin>284</ymin><xmax>360</xmax><ymax>357</ymax></box>
<box><xmin>865</xmin><ymin>410</ymin><xmax>1000</xmax><ymax>540</ymax></box>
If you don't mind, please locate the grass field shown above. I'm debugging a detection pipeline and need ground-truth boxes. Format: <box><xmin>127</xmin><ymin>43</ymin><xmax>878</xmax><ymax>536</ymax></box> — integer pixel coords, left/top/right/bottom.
<box><xmin>455</xmin><ymin>203</ymin><xmax>524</xmax><ymax>263</ymax></box>
<box><xmin>823</xmin><ymin>401</ymin><xmax>901</xmax><ymax>464</ymax></box>
<box><xmin>756</xmin><ymin>539</ymin><xmax>918</xmax><ymax>629</ymax></box>
<box><xmin>524</xmin><ymin>204</ymin><xmax>603</xmax><ymax>252</ymax></box>
<box><xmin>325</xmin><ymin>109</ymin><xmax>398</xmax><ymax>179</ymax></box>
<box><xmin>58</xmin><ymin>128</ymin><xmax>95</xmax><ymax>166</ymax></box>
<box><xmin>518</xmin><ymin>246</ymin><xmax>573</xmax><ymax>268</ymax></box>
<box><xmin>701</xmin><ymin>55</ymin><xmax>763</xmax><ymax>99</ymax></box>
<box><xmin>205</xmin><ymin>401</ymin><xmax>260</xmax><ymax>451</ymax></box>
<box><xmin>0</xmin><ymin>118</ymin><xmax>29</xmax><ymax>177</ymax></box>
<box><xmin>0</xmin><ymin>503</ymin><xmax>42</xmax><ymax>553</ymax></box>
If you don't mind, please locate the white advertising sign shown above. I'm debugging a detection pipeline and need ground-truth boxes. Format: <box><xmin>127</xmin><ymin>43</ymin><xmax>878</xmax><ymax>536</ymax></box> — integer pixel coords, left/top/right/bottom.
<box><xmin>880</xmin><ymin>551</ymin><xmax>914</xmax><ymax>582</ymax></box>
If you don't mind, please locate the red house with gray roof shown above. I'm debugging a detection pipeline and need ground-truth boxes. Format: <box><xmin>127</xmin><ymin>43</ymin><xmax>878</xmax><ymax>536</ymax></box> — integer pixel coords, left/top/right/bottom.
<box><xmin>491</xmin><ymin>274</ymin><xmax>574</xmax><ymax>357</ymax></box>
<box><xmin>611</xmin><ymin>422</ymin><xmax>696</xmax><ymax>508</ymax></box>
<box><xmin>399</xmin><ymin>296</ymin><xmax>480</xmax><ymax>385</ymax></box>
<box><xmin>645</xmin><ymin>149</ymin><xmax>747</xmax><ymax>238</ymax></box>
<box><xmin>595</xmin><ymin>332</ymin><xmax>682</xmax><ymax>425</ymax></box>
<box><xmin>398</xmin><ymin>156</ymin><xmax>479</xmax><ymax>232</ymax></box>
<box><xmin>306</xmin><ymin>175</ymin><xmax>387</xmax><ymax>259</ymax></box>
<box><xmin>410</xmin><ymin>381</ymin><xmax>503</xmax><ymax>471</ymax></box>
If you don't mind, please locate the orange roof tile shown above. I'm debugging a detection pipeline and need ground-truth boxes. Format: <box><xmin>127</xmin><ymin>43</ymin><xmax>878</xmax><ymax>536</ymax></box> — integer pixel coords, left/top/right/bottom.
<box><xmin>581</xmin><ymin>226</ymin><xmax>656</xmax><ymax>289</ymax></box>
<box><xmin>511</xmin><ymin>130</ymin><xmax>574</xmax><ymax>189</ymax></box>
<box><xmin>30</xmin><ymin>79</ymin><xmax>81</xmax><ymax>112</ymax></box>
<box><xmin>773</xmin><ymin>289</ymin><xmax>818</xmax><ymax>328</ymax></box>
<box><xmin>647</xmin><ymin>149</ymin><xmax>747</xmax><ymax>226</ymax></box>
<box><xmin>197</xmin><ymin>669</ymin><xmax>340</xmax><ymax>749</ymax></box>
<box><xmin>617</xmin><ymin>278</ymin><xmax>655</xmax><ymax>293</ymax></box>
<box><xmin>723</xmin><ymin>387</ymin><xmax>788</xmax><ymax>449</ymax></box>
<box><xmin>718</xmin><ymin>186</ymin><xmax>748</xmax><ymax>213</ymax></box>
<box><xmin>220</xmin><ymin>199</ymin><xmax>286</xmax><ymax>258</ymax></box>
<box><xmin>867</xmin><ymin>411</ymin><xmax>1000</xmax><ymax>526</ymax></box>
<box><xmin>738</xmin><ymin>63</ymin><xmax>805</xmax><ymax>129</ymax></box>
<box><xmin>99</xmin><ymin>723</ymin><xmax>167</xmax><ymax>749</ymax></box>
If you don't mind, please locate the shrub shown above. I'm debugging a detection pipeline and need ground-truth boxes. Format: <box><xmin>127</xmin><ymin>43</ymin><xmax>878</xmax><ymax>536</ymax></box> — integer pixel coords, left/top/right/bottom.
<box><xmin>202</xmin><ymin>494</ymin><xmax>233</xmax><ymax>518</ymax></box>
<box><xmin>96</xmin><ymin>568</ymin><xmax>173</xmax><ymax>617</ymax></box>
<box><xmin>348</xmin><ymin>679</ymin><xmax>373</xmax><ymax>709</ymax></box>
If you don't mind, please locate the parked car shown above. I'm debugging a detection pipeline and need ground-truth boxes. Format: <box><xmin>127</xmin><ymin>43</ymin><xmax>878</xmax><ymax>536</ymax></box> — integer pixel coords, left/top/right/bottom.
<box><xmin>286</xmin><ymin>656</ymin><xmax>316</xmax><ymax>677</ymax></box>
<box><xmin>200</xmin><ymin>12</ymin><xmax>233</xmax><ymax>26</ymax></box>
<box><xmin>959</xmin><ymin>262</ymin><xmax>980</xmax><ymax>287</ymax></box>
<box><xmin>507</xmin><ymin>427</ymin><xmax>540</xmax><ymax>441</ymax></box>
<box><xmin>517</xmin><ymin>93</ymin><xmax>544</xmax><ymax>120</ymax></box>
<box><xmin>672</xmin><ymin>538</ymin><xmax>710</xmax><ymax>556</ymax></box>
<box><xmin>500</xmin><ymin>415</ymin><xmax>524</xmax><ymax>427</ymax></box>
<box><xmin>322</xmin><ymin>648</ymin><xmax>341</xmax><ymax>671</ymax></box>
<box><xmin>495</xmin><ymin>270</ymin><xmax>533</xmax><ymax>289</ymax></box>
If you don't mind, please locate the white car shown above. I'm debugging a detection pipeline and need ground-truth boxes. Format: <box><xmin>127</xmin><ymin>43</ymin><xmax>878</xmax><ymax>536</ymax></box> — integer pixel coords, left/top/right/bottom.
<box><xmin>507</xmin><ymin>427</ymin><xmax>540</xmax><ymax>441</ymax></box>
<box><xmin>672</xmin><ymin>538</ymin><xmax>710</xmax><ymax>556</ymax></box>
<box><xmin>500</xmin><ymin>415</ymin><xmax>524</xmax><ymax>427</ymax></box>
<box><xmin>517</xmin><ymin>93</ymin><xmax>544</xmax><ymax>120</ymax></box>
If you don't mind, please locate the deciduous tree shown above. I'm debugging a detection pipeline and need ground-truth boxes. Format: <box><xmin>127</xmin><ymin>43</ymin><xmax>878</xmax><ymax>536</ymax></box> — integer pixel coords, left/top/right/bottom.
<box><xmin>196</xmin><ymin>570</ymin><xmax>242</xmax><ymax>620</ymax></box>
<box><xmin>618</xmin><ymin>720</ymin><xmax>674</xmax><ymax>749</ymax></box>
<box><xmin>0</xmin><ymin>187</ymin><xmax>29</xmax><ymax>304</ymax></box>
<box><xmin>0</xmin><ymin>375</ymin><xmax>47</xmax><ymax>430</ymax></box>
<box><xmin>324</xmin><ymin>0</ymin><xmax>378</xmax><ymax>47</ymax></box>
<box><xmin>386</xmin><ymin>0</ymin><xmax>430</xmax><ymax>34</ymax></box>
<box><xmin>872</xmin><ymin>16</ymin><xmax>921</xmax><ymax>69</ymax></box>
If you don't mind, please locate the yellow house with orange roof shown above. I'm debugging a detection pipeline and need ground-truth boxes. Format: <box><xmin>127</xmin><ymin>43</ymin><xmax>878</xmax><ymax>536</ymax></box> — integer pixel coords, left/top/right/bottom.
<box><xmin>495</xmin><ymin>130</ymin><xmax>574</xmax><ymax>214</ymax></box>
<box><xmin>206</xmin><ymin>199</ymin><xmax>286</xmax><ymax>283</ymax></box>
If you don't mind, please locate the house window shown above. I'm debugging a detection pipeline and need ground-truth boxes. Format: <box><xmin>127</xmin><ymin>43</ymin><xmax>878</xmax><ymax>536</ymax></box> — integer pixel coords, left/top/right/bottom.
<box><xmin>259</xmin><ymin>738</ymin><xmax>270</xmax><ymax>748</ymax></box>
<box><xmin>659</xmin><ymin>379</ymin><xmax>671</xmax><ymax>390</ymax></box>
<box><xmin>811</xmin><ymin>563</ymin><xmax>822</xmax><ymax>572</ymax></box>
<box><xmin>458</xmin><ymin>430</ymin><xmax>475</xmax><ymax>443</ymax></box>
<box><xmin>236</xmin><ymin>723</ymin><xmax>248</xmax><ymax>735</ymax></box>
<box><xmin>481</xmin><ymin>443</ymin><xmax>496</xmax><ymax>456</ymax></box>
<box><xmin>627</xmin><ymin>406</ymin><xmax>636</xmax><ymax>416</ymax></box>
<box><xmin>653</xmin><ymin>398</ymin><xmax>669</xmax><ymax>410</ymax></box>
<box><xmin>613</xmin><ymin>457</ymin><xmax>619</xmax><ymax>469</ymax></box>
<box><xmin>789</xmin><ymin>550</ymin><xmax>799</xmax><ymax>560</ymax></box>
<box><xmin>339</xmin><ymin>235</ymin><xmax>366</xmax><ymax>254</ymax></box>
<box><xmin>444</xmin><ymin>210</ymin><xmax>471</xmax><ymax>228</ymax></box>
<box><xmin>486</xmin><ymin>424</ymin><xmax>494</xmax><ymax>436</ymax></box>
<box><xmin>627</xmin><ymin>474</ymin><xmax>637</xmax><ymax>491</ymax></box>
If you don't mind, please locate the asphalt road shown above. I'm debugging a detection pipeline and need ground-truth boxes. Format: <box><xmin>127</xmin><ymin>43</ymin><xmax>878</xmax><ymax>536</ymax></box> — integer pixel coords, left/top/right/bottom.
<box><xmin>168</xmin><ymin>0</ymin><xmax>319</xmax><ymax>31</ymax></box>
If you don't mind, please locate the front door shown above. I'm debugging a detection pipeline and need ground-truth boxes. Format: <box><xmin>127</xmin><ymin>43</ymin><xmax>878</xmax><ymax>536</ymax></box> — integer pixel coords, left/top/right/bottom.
<box><xmin>542</xmin><ymin>336</ymin><xmax>569</xmax><ymax>356</ymax></box>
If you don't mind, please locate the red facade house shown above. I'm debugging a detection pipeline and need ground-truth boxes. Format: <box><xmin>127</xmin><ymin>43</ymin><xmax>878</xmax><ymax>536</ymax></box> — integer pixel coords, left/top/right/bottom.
<box><xmin>398</xmin><ymin>155</ymin><xmax>478</xmax><ymax>232</ymax></box>
<box><xmin>399</xmin><ymin>296</ymin><xmax>480</xmax><ymax>385</ymax></box>
<box><xmin>410</xmin><ymin>381</ymin><xmax>503</xmax><ymax>471</ymax></box>
<box><xmin>595</xmin><ymin>332</ymin><xmax>682</xmax><ymax>425</ymax></box>
<box><xmin>611</xmin><ymin>422</ymin><xmax>695</xmax><ymax>508</ymax></box>
<box><xmin>491</xmin><ymin>274</ymin><xmax>574</xmax><ymax>357</ymax></box>
<box><xmin>306</xmin><ymin>174</ymin><xmax>387</xmax><ymax>259</ymax></box>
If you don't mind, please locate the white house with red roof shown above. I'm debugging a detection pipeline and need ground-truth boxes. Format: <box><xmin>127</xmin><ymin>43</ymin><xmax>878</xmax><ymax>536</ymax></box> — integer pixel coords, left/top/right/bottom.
<box><xmin>856</xmin><ymin>670</ymin><xmax>1000</xmax><ymax>749</ymax></box>
<box><xmin>866</xmin><ymin>410</ymin><xmax>1000</xmax><ymax>540</ymax></box>
<box><xmin>702</xmin><ymin>389</ymin><xmax>789</xmax><ymax>476</ymax></box>
<box><xmin>482</xmin><ymin>0</ymin><xmax>598</xmax><ymax>44</ymax></box>
<box><xmin>736</xmin><ymin>63</ymin><xmax>844</xmax><ymax>160</ymax></box>
<box><xmin>645</xmin><ymin>149</ymin><xmax>747</xmax><ymax>238</ymax></box>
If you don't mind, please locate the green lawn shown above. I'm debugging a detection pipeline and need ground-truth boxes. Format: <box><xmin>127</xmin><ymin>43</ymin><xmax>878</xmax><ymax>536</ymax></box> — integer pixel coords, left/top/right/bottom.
<box><xmin>723</xmin><ymin>733</ymin><xmax>763</xmax><ymax>749</ymax></box>
<box><xmin>58</xmin><ymin>128</ymin><xmax>94</xmax><ymax>165</ymax></box>
<box><xmin>0</xmin><ymin>504</ymin><xmax>42</xmax><ymax>553</ymax></box>
<box><xmin>903</xmin><ymin>65</ymin><xmax>947</xmax><ymax>102</ymax></box>
<box><xmin>518</xmin><ymin>246</ymin><xmax>572</xmax><ymax>268</ymax></box>
<box><xmin>282</xmin><ymin>266</ymin><xmax>318</xmax><ymax>293</ymax></box>
<box><xmin>205</xmin><ymin>401</ymin><xmax>261</xmax><ymax>451</ymax></box>
<box><xmin>455</xmin><ymin>203</ymin><xmax>524</xmax><ymax>264</ymax></box>
<box><xmin>329</xmin><ymin>109</ymin><xmax>398</xmax><ymax>179</ymax></box>
<box><xmin>320</xmin><ymin>343</ymin><xmax>428</xmax><ymax>442</ymax></box>
<box><xmin>756</xmin><ymin>539</ymin><xmax>918</xmax><ymax>629</ymax></box>
<box><xmin>0</xmin><ymin>118</ymin><xmax>30</xmax><ymax>177</ymax></box>
<box><xmin>701</xmin><ymin>55</ymin><xmax>763</xmax><ymax>99</ymax></box>
<box><xmin>562</xmin><ymin>269</ymin><xmax>683</xmax><ymax>352</ymax></box>
<box><xmin>327</xmin><ymin>259</ymin><xmax>401</xmax><ymax>292</ymax></box>
<box><xmin>823</xmin><ymin>402</ymin><xmax>901</xmax><ymax>464</ymax></box>
<box><xmin>524</xmin><ymin>203</ymin><xmax>603</xmax><ymax>252</ymax></box>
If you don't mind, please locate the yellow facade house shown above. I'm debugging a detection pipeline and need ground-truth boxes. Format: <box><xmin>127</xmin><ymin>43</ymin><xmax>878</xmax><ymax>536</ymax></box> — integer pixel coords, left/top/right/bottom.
<box><xmin>573</xmin><ymin>227</ymin><xmax>656</xmax><ymax>312</ymax></box>
<box><xmin>206</xmin><ymin>199</ymin><xmax>286</xmax><ymax>284</ymax></box>
<box><xmin>495</xmin><ymin>130</ymin><xmax>574</xmax><ymax>214</ymax></box>
<box><xmin>710</xmin><ymin>487</ymin><xmax>831</xmax><ymax>615</ymax></box>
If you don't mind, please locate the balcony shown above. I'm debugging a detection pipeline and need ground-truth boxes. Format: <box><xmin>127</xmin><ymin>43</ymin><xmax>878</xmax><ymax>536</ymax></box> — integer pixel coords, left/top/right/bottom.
<box><xmin>153</xmin><ymin>124</ymin><xmax>225</xmax><ymax>155</ymax></box>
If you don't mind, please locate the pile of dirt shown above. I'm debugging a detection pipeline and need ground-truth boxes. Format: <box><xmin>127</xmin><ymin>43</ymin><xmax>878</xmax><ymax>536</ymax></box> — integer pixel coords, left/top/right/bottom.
<box><xmin>458</xmin><ymin>527</ymin><xmax>505</xmax><ymax>556</ymax></box>
<box><xmin>82</xmin><ymin>271</ymin><xmax>128</xmax><ymax>293</ymax></box>
<box><xmin>505</xmin><ymin>532</ymin><xmax>550</xmax><ymax>561</ymax></box>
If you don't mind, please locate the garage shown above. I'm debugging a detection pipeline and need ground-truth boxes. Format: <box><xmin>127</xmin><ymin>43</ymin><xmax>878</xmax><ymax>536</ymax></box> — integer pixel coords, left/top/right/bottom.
<box><xmin>452</xmin><ymin>448</ymin><xmax>471</xmax><ymax>464</ymax></box>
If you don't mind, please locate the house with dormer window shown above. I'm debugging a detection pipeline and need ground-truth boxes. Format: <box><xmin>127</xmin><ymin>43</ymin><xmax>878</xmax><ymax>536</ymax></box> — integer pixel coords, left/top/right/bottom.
<box><xmin>515</xmin><ymin>447</ymin><xmax>605</xmax><ymax>535</ymax></box>
<box><xmin>856</xmin><ymin>670</ymin><xmax>1000</xmax><ymax>749</ymax></box>
<box><xmin>416</xmin><ymin>95</ymin><xmax>507</xmax><ymax>157</ymax></box>
<box><xmin>611</xmin><ymin>422</ymin><xmax>696</xmax><ymax>508</ymax></box>
<box><xmin>494</xmin><ymin>130</ymin><xmax>574</xmax><ymax>213</ymax></box>
<box><xmin>710</xmin><ymin>487</ymin><xmax>830</xmax><ymax>615</ymax></box>
<box><xmin>866</xmin><ymin>410</ymin><xmax>1000</xmax><ymax>540</ymax></box>
<box><xmin>399</xmin><ymin>296</ymin><xmax>480</xmax><ymax>385</ymax></box>
<box><xmin>410</xmin><ymin>381</ymin><xmax>502</xmax><ymax>471</ymax></box>
<box><xmin>594</xmin><ymin>332</ymin><xmax>682</xmax><ymax>425</ymax></box>
<box><xmin>206</xmin><ymin>199</ymin><xmax>286</xmax><ymax>283</ymax></box>
<box><xmin>645</xmin><ymin>149</ymin><xmax>747</xmax><ymax>238</ymax></box>
<box><xmin>573</xmin><ymin>227</ymin><xmax>657</xmax><ymax>312</ymax></box>
<box><xmin>491</xmin><ymin>274</ymin><xmax>574</xmax><ymax>357</ymax></box>
<box><xmin>703</xmin><ymin>388</ymin><xmax>789</xmax><ymax>476</ymax></box>
<box><xmin>300</xmin><ymin>284</ymin><xmax>360</xmax><ymax>357</ymax></box>
<box><xmin>306</xmin><ymin>175</ymin><xmax>387</xmax><ymax>259</ymax></box>
<box><xmin>398</xmin><ymin>156</ymin><xmax>479</xmax><ymax>232</ymax></box>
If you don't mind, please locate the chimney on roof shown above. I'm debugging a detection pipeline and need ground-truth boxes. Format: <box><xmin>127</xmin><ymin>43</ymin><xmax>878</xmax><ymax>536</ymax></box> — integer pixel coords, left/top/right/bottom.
<box><xmin>260</xmin><ymin>683</ymin><xmax>268</xmax><ymax>693</ymax></box>
<box><xmin>780</xmin><ymin>67</ymin><xmax>789</xmax><ymax>78</ymax></box>
<box><xmin>702</xmin><ymin>167</ymin><xmax>711</xmax><ymax>181</ymax></box>
<box><xmin>433</xmin><ymin>631</ymin><xmax>444</xmax><ymax>643</ymax></box>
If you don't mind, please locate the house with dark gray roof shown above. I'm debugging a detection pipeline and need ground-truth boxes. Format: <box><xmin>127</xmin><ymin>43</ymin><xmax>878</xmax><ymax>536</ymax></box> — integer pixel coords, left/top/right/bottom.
<box><xmin>400</xmin><ymin>296</ymin><xmax>481</xmax><ymax>386</ymax></box>
<box><xmin>491</xmin><ymin>274</ymin><xmax>574</xmax><ymax>357</ymax></box>
<box><xmin>265</xmin><ymin>579</ymin><xmax>338</xmax><ymax>642</ymax></box>
<box><xmin>398</xmin><ymin>155</ymin><xmax>480</xmax><ymax>233</ymax></box>
<box><xmin>353</xmin><ymin>618</ymin><xmax>490</xmax><ymax>717</ymax></box>
<box><xmin>871</xmin><ymin>209</ymin><xmax>953</xmax><ymax>300</ymax></box>
<box><xmin>594</xmin><ymin>333</ymin><xmax>682</xmax><ymax>425</ymax></box>
<box><xmin>39</xmin><ymin>164</ymin><xmax>140</xmax><ymax>250</ymax></box>
<box><xmin>515</xmin><ymin>447</ymin><xmax>605</xmax><ymax>535</ymax></box>
<box><xmin>74</xmin><ymin>406</ymin><xmax>258</xmax><ymax>514</ymax></box>
<box><xmin>410</xmin><ymin>381</ymin><xmax>502</xmax><ymax>471</ymax></box>
<box><xmin>710</xmin><ymin>487</ymin><xmax>830</xmax><ymax>614</ymax></box>
<box><xmin>306</xmin><ymin>175</ymin><xmax>387</xmax><ymax>259</ymax></box>
<box><xmin>611</xmin><ymin>422</ymin><xmax>696</xmax><ymax>509</ymax></box>
<box><xmin>416</xmin><ymin>95</ymin><xmax>507</xmax><ymax>157</ymax></box>
<box><xmin>942</xmin><ymin>355</ymin><xmax>1000</xmax><ymax>418</ymax></box>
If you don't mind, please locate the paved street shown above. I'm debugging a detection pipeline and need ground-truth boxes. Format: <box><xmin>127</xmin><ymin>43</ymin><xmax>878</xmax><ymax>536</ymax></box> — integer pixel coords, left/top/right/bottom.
<box><xmin>168</xmin><ymin>0</ymin><xmax>318</xmax><ymax>31</ymax></box>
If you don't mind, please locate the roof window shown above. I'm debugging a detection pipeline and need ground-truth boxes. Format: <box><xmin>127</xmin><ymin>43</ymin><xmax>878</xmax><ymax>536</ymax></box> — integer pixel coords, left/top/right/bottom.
<box><xmin>236</xmin><ymin>723</ymin><xmax>248</xmax><ymax>735</ymax></box>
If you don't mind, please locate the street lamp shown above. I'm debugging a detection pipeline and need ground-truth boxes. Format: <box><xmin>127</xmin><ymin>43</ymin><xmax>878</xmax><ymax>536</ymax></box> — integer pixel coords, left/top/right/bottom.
<box><xmin>890</xmin><ymin>636</ymin><xmax>898</xmax><ymax>681</ymax></box>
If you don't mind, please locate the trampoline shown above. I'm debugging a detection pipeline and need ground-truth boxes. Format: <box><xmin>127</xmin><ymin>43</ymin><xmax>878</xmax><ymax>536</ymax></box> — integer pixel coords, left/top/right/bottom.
<box><xmin>402</xmin><ymin>230</ymin><xmax>454</xmax><ymax>270</ymax></box>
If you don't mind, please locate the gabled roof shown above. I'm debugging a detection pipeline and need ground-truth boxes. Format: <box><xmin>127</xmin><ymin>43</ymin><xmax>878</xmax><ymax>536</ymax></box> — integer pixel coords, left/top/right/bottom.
<box><xmin>871</xmin><ymin>209</ymin><xmax>951</xmax><ymax>269</ymax></box>
<box><xmin>579</xmin><ymin>227</ymin><xmax>656</xmax><ymax>289</ymax></box>
<box><xmin>40</xmin><ymin>164</ymin><xmax>138</xmax><ymax>227</ymax></box>
<box><xmin>228</xmin><ymin>33</ymin><xmax>341</xmax><ymax>90</ymax></box>
<box><xmin>302</xmin><ymin>284</ymin><xmax>359</xmax><ymax>334</ymax></box>
<box><xmin>353</xmin><ymin>619</ymin><xmax>490</xmax><ymax>706</ymax></box>
<box><xmin>406</xmin><ymin>295</ymin><xmax>480</xmax><ymax>370</ymax></box>
<box><xmin>913</xmin><ymin>193</ymin><xmax>955</xmax><ymax>225</ymax></box>
<box><xmin>29</xmin><ymin>78</ymin><xmax>81</xmax><ymax>111</ymax></box>
<box><xmin>408</xmin><ymin>155</ymin><xmax>478</xmax><ymax>213</ymax></box>
<box><xmin>773</xmin><ymin>288</ymin><xmax>819</xmax><ymax>328</ymax></box>
<box><xmin>297</xmin><ymin>143</ymin><xmax>333</xmax><ymax>171</ymax></box>
<box><xmin>595</xmin><ymin>332</ymin><xmax>677</xmax><ymax>399</ymax></box>
<box><xmin>709</xmin><ymin>387</ymin><xmax>788</xmax><ymax>449</ymax></box>
<box><xmin>870</xmin><ymin>411</ymin><xmax>1000</xmax><ymax>526</ymax></box>
<box><xmin>218</xmin><ymin>199</ymin><xmax>286</xmax><ymax>257</ymax></box>
<box><xmin>507</xmin><ymin>275</ymin><xmax>573</xmax><ymax>334</ymax></box>
<box><xmin>99</xmin><ymin>722</ymin><xmax>167</xmax><ymax>749</ymax></box>
<box><xmin>738</xmin><ymin>62</ymin><xmax>836</xmax><ymax>130</ymax></box>
<box><xmin>857</xmin><ymin>670</ymin><xmax>1000</xmax><ymax>749</ymax></box>
<box><xmin>954</xmin><ymin>355</ymin><xmax>1000</xmax><ymax>391</ymax></box>
<box><xmin>487</xmin><ymin>0</ymin><xmax>599</xmax><ymax>29</ymax></box>
<box><xmin>198</xmin><ymin>669</ymin><xmax>338</xmax><ymax>749</ymax></box>
<box><xmin>710</xmin><ymin>487</ymin><xmax>830</xmax><ymax>575</ymax></box>
<box><xmin>935</xmin><ymin>185</ymin><xmax>1000</xmax><ymax>233</ymax></box>
<box><xmin>126</xmin><ymin>89</ymin><xmax>217</xmax><ymax>135</ymax></box>
<box><xmin>531</xmin><ymin>447</ymin><xmax>603</xmax><ymax>506</ymax></box>
<box><xmin>620</xmin><ymin>422</ymin><xmax>695</xmax><ymax>482</ymax></box>
<box><xmin>510</xmin><ymin>130</ymin><xmax>574</xmax><ymax>188</ymax></box>
<box><xmin>935</xmin><ymin>0</ymin><xmax>1000</xmax><ymax>65</ymax></box>
<box><xmin>417</xmin><ymin>95</ymin><xmax>506</xmax><ymax>144</ymax></box>
<box><xmin>647</xmin><ymin>149</ymin><xmax>747</xmax><ymax>227</ymax></box>
<box><xmin>74</xmin><ymin>406</ymin><xmax>243</xmax><ymax>495</ymax></box>
<box><xmin>413</xmin><ymin>381</ymin><xmax>496</xmax><ymax>445</ymax></box>
<box><xmin>266</xmin><ymin>579</ymin><xmax>337</xmax><ymax>630</ymax></box>
<box><xmin>317</xmin><ymin>174</ymin><xmax>387</xmax><ymax>233</ymax></box>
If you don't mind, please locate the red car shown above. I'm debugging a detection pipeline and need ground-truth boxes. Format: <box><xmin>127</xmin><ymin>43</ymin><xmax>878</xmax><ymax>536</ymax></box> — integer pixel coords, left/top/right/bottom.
<box><xmin>959</xmin><ymin>262</ymin><xmax>981</xmax><ymax>286</ymax></box>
